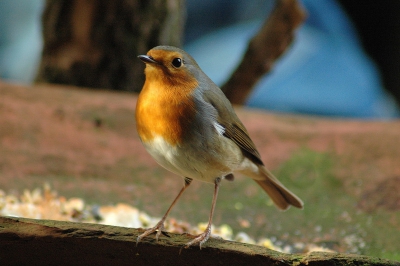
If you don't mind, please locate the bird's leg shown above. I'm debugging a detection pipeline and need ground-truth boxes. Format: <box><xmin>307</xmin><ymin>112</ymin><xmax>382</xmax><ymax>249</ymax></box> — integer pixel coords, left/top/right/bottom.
<box><xmin>185</xmin><ymin>177</ymin><xmax>221</xmax><ymax>249</ymax></box>
<box><xmin>136</xmin><ymin>177</ymin><xmax>192</xmax><ymax>245</ymax></box>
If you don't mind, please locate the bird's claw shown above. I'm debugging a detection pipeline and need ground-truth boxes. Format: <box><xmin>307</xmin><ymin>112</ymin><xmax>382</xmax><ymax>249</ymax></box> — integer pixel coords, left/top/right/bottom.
<box><xmin>184</xmin><ymin>227</ymin><xmax>212</xmax><ymax>250</ymax></box>
<box><xmin>136</xmin><ymin>220</ymin><xmax>167</xmax><ymax>246</ymax></box>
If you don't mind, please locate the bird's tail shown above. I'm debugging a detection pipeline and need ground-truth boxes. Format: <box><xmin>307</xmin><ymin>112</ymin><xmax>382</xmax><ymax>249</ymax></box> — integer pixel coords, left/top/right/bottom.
<box><xmin>253</xmin><ymin>166</ymin><xmax>303</xmax><ymax>210</ymax></box>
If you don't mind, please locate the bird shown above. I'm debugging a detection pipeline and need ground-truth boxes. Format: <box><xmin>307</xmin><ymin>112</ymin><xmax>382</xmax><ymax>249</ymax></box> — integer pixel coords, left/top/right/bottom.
<box><xmin>135</xmin><ymin>45</ymin><xmax>303</xmax><ymax>249</ymax></box>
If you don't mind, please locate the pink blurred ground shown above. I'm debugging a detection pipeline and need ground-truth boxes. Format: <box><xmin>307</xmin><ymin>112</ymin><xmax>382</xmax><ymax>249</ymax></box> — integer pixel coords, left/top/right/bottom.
<box><xmin>1</xmin><ymin>81</ymin><xmax>399</xmax><ymax>209</ymax></box>
<box><xmin>1</xmin><ymin>81</ymin><xmax>400</xmax><ymax>256</ymax></box>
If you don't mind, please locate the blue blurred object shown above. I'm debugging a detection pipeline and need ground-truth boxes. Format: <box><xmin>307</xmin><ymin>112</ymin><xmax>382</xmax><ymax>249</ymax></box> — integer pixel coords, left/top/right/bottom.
<box><xmin>0</xmin><ymin>0</ymin><xmax>44</xmax><ymax>83</ymax></box>
<box><xmin>185</xmin><ymin>0</ymin><xmax>400</xmax><ymax>119</ymax></box>
<box><xmin>184</xmin><ymin>0</ymin><xmax>273</xmax><ymax>43</ymax></box>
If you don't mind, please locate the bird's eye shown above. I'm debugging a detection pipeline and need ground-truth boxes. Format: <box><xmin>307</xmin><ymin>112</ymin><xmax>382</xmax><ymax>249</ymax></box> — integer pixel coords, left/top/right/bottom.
<box><xmin>172</xmin><ymin>58</ymin><xmax>182</xmax><ymax>68</ymax></box>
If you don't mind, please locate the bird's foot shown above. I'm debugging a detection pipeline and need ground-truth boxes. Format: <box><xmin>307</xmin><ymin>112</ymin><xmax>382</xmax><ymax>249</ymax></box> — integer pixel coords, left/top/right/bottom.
<box><xmin>136</xmin><ymin>219</ymin><xmax>167</xmax><ymax>246</ymax></box>
<box><xmin>184</xmin><ymin>225</ymin><xmax>212</xmax><ymax>249</ymax></box>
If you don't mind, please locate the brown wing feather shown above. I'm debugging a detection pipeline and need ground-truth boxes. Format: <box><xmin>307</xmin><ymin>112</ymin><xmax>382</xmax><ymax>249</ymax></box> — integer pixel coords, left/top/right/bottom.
<box><xmin>202</xmin><ymin>88</ymin><xmax>264</xmax><ymax>166</ymax></box>
<box><xmin>222</xmin><ymin>123</ymin><xmax>264</xmax><ymax>166</ymax></box>
<box><xmin>202</xmin><ymin>87</ymin><xmax>303</xmax><ymax>210</ymax></box>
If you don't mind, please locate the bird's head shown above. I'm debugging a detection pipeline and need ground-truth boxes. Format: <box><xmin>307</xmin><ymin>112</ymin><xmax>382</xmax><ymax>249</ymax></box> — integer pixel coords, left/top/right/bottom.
<box><xmin>138</xmin><ymin>46</ymin><xmax>202</xmax><ymax>88</ymax></box>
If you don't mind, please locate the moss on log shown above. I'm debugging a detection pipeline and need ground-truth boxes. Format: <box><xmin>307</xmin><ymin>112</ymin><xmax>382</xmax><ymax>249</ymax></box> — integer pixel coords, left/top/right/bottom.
<box><xmin>0</xmin><ymin>217</ymin><xmax>397</xmax><ymax>266</ymax></box>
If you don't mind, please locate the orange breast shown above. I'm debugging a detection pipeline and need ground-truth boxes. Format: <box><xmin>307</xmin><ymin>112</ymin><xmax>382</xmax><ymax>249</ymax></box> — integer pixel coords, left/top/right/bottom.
<box><xmin>135</xmin><ymin>77</ymin><xmax>198</xmax><ymax>146</ymax></box>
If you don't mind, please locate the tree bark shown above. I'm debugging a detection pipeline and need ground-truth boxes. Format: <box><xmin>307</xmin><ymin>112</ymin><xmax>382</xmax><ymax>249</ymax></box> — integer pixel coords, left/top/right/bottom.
<box><xmin>0</xmin><ymin>217</ymin><xmax>396</xmax><ymax>266</ymax></box>
<box><xmin>36</xmin><ymin>0</ymin><xmax>185</xmax><ymax>92</ymax></box>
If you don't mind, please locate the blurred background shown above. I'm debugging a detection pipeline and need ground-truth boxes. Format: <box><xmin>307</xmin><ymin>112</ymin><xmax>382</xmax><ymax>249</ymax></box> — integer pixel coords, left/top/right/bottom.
<box><xmin>1</xmin><ymin>0</ymin><xmax>400</xmax><ymax>261</ymax></box>
<box><xmin>0</xmin><ymin>0</ymin><xmax>399</xmax><ymax>118</ymax></box>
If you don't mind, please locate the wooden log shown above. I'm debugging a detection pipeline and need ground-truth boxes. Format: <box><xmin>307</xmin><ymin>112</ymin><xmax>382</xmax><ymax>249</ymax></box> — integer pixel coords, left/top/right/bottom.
<box><xmin>0</xmin><ymin>217</ymin><xmax>396</xmax><ymax>266</ymax></box>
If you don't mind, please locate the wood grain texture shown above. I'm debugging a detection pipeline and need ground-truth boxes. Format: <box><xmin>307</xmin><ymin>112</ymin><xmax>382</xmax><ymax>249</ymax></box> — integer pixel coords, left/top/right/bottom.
<box><xmin>0</xmin><ymin>217</ymin><xmax>396</xmax><ymax>266</ymax></box>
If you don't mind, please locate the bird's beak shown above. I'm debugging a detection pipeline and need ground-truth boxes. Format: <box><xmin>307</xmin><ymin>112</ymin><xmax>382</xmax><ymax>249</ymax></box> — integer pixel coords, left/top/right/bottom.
<box><xmin>138</xmin><ymin>55</ymin><xmax>159</xmax><ymax>65</ymax></box>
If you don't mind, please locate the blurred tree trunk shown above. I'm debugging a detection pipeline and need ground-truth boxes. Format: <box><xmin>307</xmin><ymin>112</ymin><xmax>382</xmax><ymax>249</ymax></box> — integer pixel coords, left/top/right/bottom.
<box><xmin>221</xmin><ymin>0</ymin><xmax>306</xmax><ymax>104</ymax></box>
<box><xmin>36</xmin><ymin>0</ymin><xmax>185</xmax><ymax>92</ymax></box>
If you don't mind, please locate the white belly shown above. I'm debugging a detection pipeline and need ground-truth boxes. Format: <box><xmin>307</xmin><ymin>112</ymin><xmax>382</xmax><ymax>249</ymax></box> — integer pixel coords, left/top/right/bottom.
<box><xmin>142</xmin><ymin>135</ymin><xmax>244</xmax><ymax>183</ymax></box>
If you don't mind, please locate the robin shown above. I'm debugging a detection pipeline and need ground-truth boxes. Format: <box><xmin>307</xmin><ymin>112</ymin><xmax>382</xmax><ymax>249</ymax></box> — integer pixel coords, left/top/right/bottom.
<box><xmin>135</xmin><ymin>45</ymin><xmax>303</xmax><ymax>249</ymax></box>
